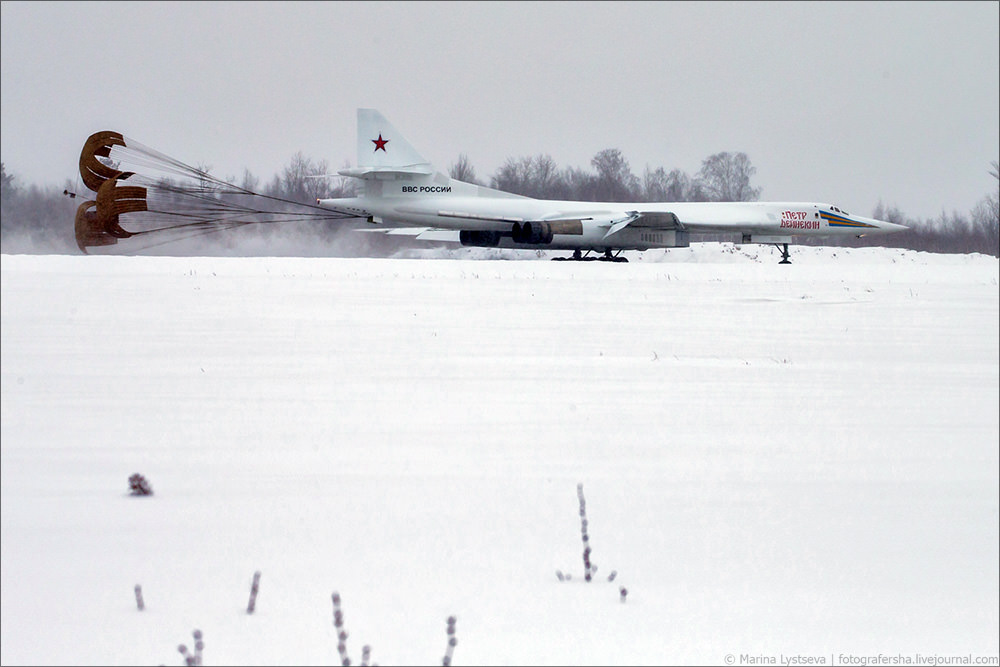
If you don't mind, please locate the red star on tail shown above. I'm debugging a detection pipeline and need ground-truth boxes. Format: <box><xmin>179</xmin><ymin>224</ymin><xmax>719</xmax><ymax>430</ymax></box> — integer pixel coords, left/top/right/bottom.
<box><xmin>372</xmin><ymin>133</ymin><xmax>389</xmax><ymax>152</ymax></box>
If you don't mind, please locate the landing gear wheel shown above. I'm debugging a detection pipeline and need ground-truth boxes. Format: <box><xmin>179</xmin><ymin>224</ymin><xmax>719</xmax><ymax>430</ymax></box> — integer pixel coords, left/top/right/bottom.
<box><xmin>776</xmin><ymin>243</ymin><xmax>792</xmax><ymax>264</ymax></box>
<box><xmin>554</xmin><ymin>249</ymin><xmax>621</xmax><ymax>262</ymax></box>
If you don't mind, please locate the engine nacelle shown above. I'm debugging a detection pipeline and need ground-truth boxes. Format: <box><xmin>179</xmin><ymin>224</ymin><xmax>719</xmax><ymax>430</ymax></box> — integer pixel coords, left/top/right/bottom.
<box><xmin>511</xmin><ymin>221</ymin><xmax>554</xmax><ymax>245</ymax></box>
<box><xmin>459</xmin><ymin>230</ymin><xmax>502</xmax><ymax>247</ymax></box>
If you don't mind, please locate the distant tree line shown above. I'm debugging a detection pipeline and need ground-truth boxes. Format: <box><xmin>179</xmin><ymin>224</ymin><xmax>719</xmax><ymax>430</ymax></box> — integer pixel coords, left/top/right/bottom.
<box><xmin>1</xmin><ymin>163</ymin><xmax>79</xmax><ymax>253</ymax></box>
<box><xmin>799</xmin><ymin>161</ymin><xmax>999</xmax><ymax>257</ymax></box>
<box><xmin>1</xmin><ymin>150</ymin><xmax>997</xmax><ymax>257</ymax></box>
<box><xmin>253</xmin><ymin>151</ymin><xmax>358</xmax><ymax>204</ymax></box>
<box><xmin>801</xmin><ymin>189</ymin><xmax>999</xmax><ymax>257</ymax></box>
<box><xmin>455</xmin><ymin>149</ymin><xmax>761</xmax><ymax>204</ymax></box>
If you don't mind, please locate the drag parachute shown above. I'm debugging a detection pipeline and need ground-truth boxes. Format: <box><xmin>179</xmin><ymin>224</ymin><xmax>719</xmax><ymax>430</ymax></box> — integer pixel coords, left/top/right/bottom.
<box><xmin>74</xmin><ymin>200</ymin><xmax>117</xmax><ymax>249</ymax></box>
<box><xmin>74</xmin><ymin>130</ymin><xmax>355</xmax><ymax>253</ymax></box>
<box><xmin>79</xmin><ymin>131</ymin><xmax>133</xmax><ymax>192</ymax></box>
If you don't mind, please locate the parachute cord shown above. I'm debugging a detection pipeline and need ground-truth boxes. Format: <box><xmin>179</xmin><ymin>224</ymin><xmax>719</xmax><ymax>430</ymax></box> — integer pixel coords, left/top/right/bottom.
<box><xmin>124</xmin><ymin>211</ymin><xmax>354</xmax><ymax>237</ymax></box>
<box><xmin>115</xmin><ymin>138</ymin><xmax>342</xmax><ymax>212</ymax></box>
<box><xmin>78</xmin><ymin>129</ymin><xmax>362</xmax><ymax>252</ymax></box>
<box><xmin>118</xmin><ymin>222</ymin><xmax>256</xmax><ymax>253</ymax></box>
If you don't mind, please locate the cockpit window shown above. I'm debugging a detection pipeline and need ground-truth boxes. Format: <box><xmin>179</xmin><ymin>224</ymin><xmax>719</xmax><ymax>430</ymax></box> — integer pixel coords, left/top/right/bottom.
<box><xmin>831</xmin><ymin>205</ymin><xmax>850</xmax><ymax>215</ymax></box>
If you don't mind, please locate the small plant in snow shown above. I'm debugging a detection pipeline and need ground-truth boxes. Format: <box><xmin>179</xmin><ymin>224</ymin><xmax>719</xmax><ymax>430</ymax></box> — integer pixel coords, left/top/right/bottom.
<box><xmin>556</xmin><ymin>483</ymin><xmax>629</xmax><ymax>601</ymax></box>
<box><xmin>578</xmin><ymin>483</ymin><xmax>594</xmax><ymax>581</ymax></box>
<box><xmin>442</xmin><ymin>615</ymin><xmax>458</xmax><ymax>666</ymax></box>
<box><xmin>128</xmin><ymin>473</ymin><xmax>152</xmax><ymax>496</ymax></box>
<box><xmin>177</xmin><ymin>629</ymin><xmax>203</xmax><ymax>666</ymax></box>
<box><xmin>330</xmin><ymin>590</ymin><xmax>456</xmax><ymax>665</ymax></box>
<box><xmin>246</xmin><ymin>570</ymin><xmax>261</xmax><ymax>614</ymax></box>
<box><xmin>134</xmin><ymin>584</ymin><xmax>144</xmax><ymax>611</ymax></box>
<box><xmin>332</xmin><ymin>591</ymin><xmax>351</xmax><ymax>666</ymax></box>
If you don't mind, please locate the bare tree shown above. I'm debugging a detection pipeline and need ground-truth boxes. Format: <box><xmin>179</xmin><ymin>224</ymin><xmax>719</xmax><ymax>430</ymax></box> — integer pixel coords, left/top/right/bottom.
<box><xmin>970</xmin><ymin>160</ymin><xmax>999</xmax><ymax>255</ymax></box>
<box><xmin>239</xmin><ymin>168</ymin><xmax>260</xmax><ymax>193</ymax></box>
<box><xmin>561</xmin><ymin>165</ymin><xmax>597</xmax><ymax>201</ymax></box>
<box><xmin>697</xmin><ymin>151</ymin><xmax>761</xmax><ymax>202</ymax></box>
<box><xmin>195</xmin><ymin>162</ymin><xmax>214</xmax><ymax>194</ymax></box>
<box><xmin>591</xmin><ymin>148</ymin><xmax>639</xmax><ymax>202</ymax></box>
<box><xmin>641</xmin><ymin>165</ymin><xmax>670</xmax><ymax>202</ymax></box>
<box><xmin>490</xmin><ymin>156</ymin><xmax>535</xmax><ymax>196</ymax></box>
<box><xmin>642</xmin><ymin>165</ymin><xmax>706</xmax><ymax>202</ymax></box>
<box><xmin>0</xmin><ymin>162</ymin><xmax>15</xmax><ymax>203</ymax></box>
<box><xmin>263</xmin><ymin>173</ymin><xmax>283</xmax><ymax>198</ymax></box>
<box><xmin>280</xmin><ymin>151</ymin><xmax>331</xmax><ymax>203</ymax></box>
<box><xmin>449</xmin><ymin>154</ymin><xmax>480</xmax><ymax>184</ymax></box>
<box><xmin>327</xmin><ymin>160</ymin><xmax>359</xmax><ymax>198</ymax></box>
<box><xmin>530</xmin><ymin>154</ymin><xmax>565</xmax><ymax>199</ymax></box>
<box><xmin>872</xmin><ymin>200</ymin><xmax>908</xmax><ymax>226</ymax></box>
<box><xmin>488</xmin><ymin>155</ymin><xmax>566</xmax><ymax>198</ymax></box>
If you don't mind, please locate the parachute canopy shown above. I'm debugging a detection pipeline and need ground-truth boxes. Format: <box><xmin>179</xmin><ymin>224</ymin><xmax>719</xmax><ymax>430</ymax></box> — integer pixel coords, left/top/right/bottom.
<box><xmin>79</xmin><ymin>131</ymin><xmax>133</xmax><ymax>192</ymax></box>
<box><xmin>74</xmin><ymin>131</ymin><xmax>356</xmax><ymax>253</ymax></box>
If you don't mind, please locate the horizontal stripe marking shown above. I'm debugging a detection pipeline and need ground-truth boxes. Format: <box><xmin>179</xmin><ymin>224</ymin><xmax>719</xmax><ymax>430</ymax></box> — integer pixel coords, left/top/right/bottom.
<box><xmin>821</xmin><ymin>211</ymin><xmax>876</xmax><ymax>228</ymax></box>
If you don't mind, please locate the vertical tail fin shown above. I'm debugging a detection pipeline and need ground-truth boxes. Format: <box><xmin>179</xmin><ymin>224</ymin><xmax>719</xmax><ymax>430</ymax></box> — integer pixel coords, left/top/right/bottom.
<box><xmin>357</xmin><ymin>108</ymin><xmax>432</xmax><ymax>172</ymax></box>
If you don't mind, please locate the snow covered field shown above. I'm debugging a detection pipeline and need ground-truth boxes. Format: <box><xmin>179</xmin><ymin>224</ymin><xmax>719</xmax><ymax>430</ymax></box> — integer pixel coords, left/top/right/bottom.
<box><xmin>2</xmin><ymin>245</ymin><xmax>998</xmax><ymax>666</ymax></box>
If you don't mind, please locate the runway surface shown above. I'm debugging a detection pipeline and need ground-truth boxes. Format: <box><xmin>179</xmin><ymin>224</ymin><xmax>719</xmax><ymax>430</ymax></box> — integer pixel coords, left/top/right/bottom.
<box><xmin>2</xmin><ymin>246</ymin><xmax>997</xmax><ymax>665</ymax></box>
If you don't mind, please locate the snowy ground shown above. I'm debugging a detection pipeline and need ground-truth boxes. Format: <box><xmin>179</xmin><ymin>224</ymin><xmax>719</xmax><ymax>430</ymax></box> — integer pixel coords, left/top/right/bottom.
<box><xmin>2</xmin><ymin>244</ymin><xmax>998</xmax><ymax>666</ymax></box>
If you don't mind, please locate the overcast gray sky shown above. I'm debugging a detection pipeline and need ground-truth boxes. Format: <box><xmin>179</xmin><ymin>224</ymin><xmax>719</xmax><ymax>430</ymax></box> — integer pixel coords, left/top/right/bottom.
<box><xmin>2</xmin><ymin>1</ymin><xmax>997</xmax><ymax>218</ymax></box>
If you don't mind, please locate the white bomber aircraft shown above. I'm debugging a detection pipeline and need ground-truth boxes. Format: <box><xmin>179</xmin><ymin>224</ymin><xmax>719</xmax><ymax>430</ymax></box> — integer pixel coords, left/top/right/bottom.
<box><xmin>317</xmin><ymin>109</ymin><xmax>906</xmax><ymax>263</ymax></box>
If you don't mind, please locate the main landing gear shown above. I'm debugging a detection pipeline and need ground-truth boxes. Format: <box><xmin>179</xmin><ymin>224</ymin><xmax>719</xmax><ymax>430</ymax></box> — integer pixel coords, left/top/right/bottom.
<box><xmin>552</xmin><ymin>249</ymin><xmax>629</xmax><ymax>263</ymax></box>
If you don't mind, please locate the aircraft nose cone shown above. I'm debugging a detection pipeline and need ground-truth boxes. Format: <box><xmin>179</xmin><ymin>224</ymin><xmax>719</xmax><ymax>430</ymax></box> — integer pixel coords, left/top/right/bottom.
<box><xmin>861</xmin><ymin>216</ymin><xmax>907</xmax><ymax>234</ymax></box>
<box><xmin>879</xmin><ymin>220</ymin><xmax>908</xmax><ymax>233</ymax></box>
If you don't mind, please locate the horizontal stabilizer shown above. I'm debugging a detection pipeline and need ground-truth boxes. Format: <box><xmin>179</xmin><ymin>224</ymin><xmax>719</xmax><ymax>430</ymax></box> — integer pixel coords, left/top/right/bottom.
<box><xmin>355</xmin><ymin>227</ymin><xmax>461</xmax><ymax>242</ymax></box>
<box><xmin>355</xmin><ymin>227</ymin><xmax>428</xmax><ymax>235</ymax></box>
<box><xmin>338</xmin><ymin>164</ymin><xmax>434</xmax><ymax>179</ymax></box>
